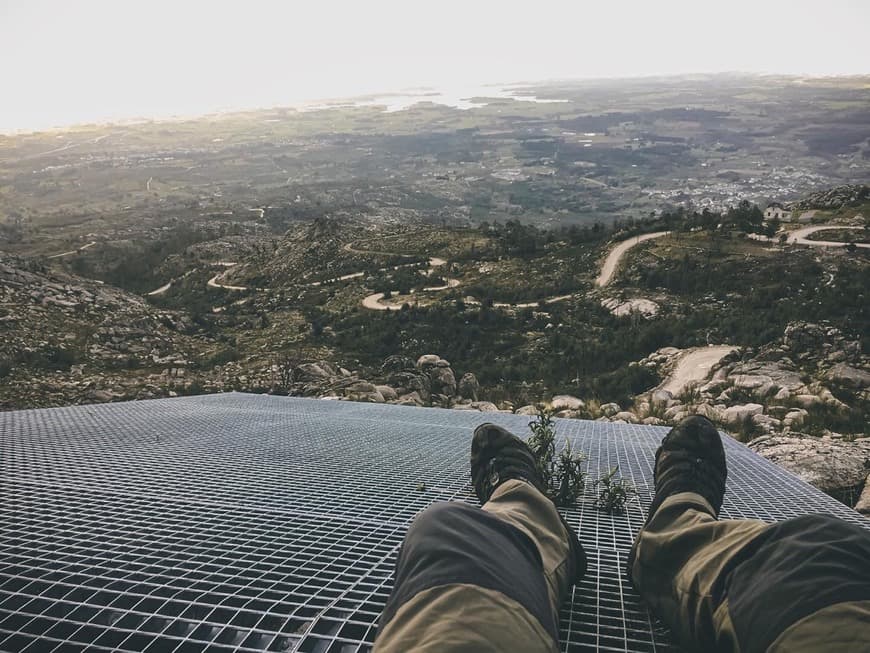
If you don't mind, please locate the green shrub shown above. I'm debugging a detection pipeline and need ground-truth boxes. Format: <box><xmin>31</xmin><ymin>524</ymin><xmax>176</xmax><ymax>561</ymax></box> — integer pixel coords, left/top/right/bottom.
<box><xmin>528</xmin><ymin>407</ymin><xmax>557</xmax><ymax>486</ymax></box>
<box><xmin>184</xmin><ymin>381</ymin><xmax>205</xmax><ymax>396</ymax></box>
<box><xmin>552</xmin><ymin>440</ymin><xmax>586</xmax><ymax>507</ymax></box>
<box><xmin>528</xmin><ymin>407</ymin><xmax>586</xmax><ymax>507</ymax></box>
<box><xmin>51</xmin><ymin>347</ymin><xmax>77</xmax><ymax>369</ymax></box>
<box><xmin>594</xmin><ymin>466</ymin><xmax>636</xmax><ymax>514</ymax></box>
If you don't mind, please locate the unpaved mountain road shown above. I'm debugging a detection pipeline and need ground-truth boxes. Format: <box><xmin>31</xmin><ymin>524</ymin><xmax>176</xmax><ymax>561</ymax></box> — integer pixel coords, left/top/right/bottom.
<box><xmin>749</xmin><ymin>225</ymin><xmax>869</xmax><ymax>248</ymax></box>
<box><xmin>46</xmin><ymin>241</ymin><xmax>97</xmax><ymax>259</ymax></box>
<box><xmin>595</xmin><ymin>232</ymin><xmax>670</xmax><ymax>287</ymax></box>
<box><xmin>166</xmin><ymin>224</ymin><xmax>863</xmax><ymax>314</ymax></box>
<box><xmin>786</xmin><ymin>225</ymin><xmax>869</xmax><ymax>248</ymax></box>
<box><xmin>206</xmin><ymin>262</ymin><xmax>249</xmax><ymax>291</ymax></box>
<box><xmin>353</xmin><ymin>229</ymin><xmax>674</xmax><ymax>310</ymax></box>
<box><xmin>147</xmin><ymin>281</ymin><xmax>172</xmax><ymax>296</ymax></box>
<box><xmin>357</xmin><ymin>251</ymin><xmax>573</xmax><ymax>311</ymax></box>
<box><xmin>155</xmin><ymin>230</ymin><xmax>667</xmax><ymax>309</ymax></box>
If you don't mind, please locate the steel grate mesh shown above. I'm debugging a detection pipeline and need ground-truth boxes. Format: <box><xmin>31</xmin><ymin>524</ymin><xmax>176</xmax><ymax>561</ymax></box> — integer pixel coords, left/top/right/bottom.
<box><xmin>1</xmin><ymin>393</ymin><xmax>867</xmax><ymax>652</ymax></box>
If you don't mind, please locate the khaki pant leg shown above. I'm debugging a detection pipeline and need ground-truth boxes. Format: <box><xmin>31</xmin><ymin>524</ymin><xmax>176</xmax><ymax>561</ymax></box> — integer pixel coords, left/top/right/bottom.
<box><xmin>374</xmin><ymin>501</ymin><xmax>559</xmax><ymax>651</ymax></box>
<box><xmin>768</xmin><ymin>600</ymin><xmax>870</xmax><ymax>653</ymax></box>
<box><xmin>630</xmin><ymin>491</ymin><xmax>769</xmax><ymax>651</ymax></box>
<box><xmin>374</xmin><ymin>584</ymin><xmax>558</xmax><ymax>653</ymax></box>
<box><xmin>482</xmin><ymin>478</ymin><xmax>571</xmax><ymax>617</ymax></box>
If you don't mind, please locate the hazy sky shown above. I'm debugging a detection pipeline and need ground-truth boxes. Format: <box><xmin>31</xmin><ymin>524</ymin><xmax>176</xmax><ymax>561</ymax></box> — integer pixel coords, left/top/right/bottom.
<box><xmin>2</xmin><ymin>0</ymin><xmax>869</xmax><ymax>132</ymax></box>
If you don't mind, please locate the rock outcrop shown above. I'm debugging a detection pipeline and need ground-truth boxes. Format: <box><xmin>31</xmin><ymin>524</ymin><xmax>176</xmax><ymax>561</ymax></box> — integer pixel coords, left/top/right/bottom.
<box><xmin>263</xmin><ymin>353</ymin><xmax>498</xmax><ymax>412</ymax></box>
<box><xmin>825</xmin><ymin>363</ymin><xmax>870</xmax><ymax>390</ymax></box>
<box><xmin>749</xmin><ymin>434</ymin><xmax>870</xmax><ymax>505</ymax></box>
<box><xmin>787</xmin><ymin>184</ymin><xmax>870</xmax><ymax>211</ymax></box>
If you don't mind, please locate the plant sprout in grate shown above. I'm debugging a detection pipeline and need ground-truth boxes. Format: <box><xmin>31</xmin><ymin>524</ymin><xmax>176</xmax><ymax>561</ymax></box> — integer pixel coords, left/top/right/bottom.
<box><xmin>1</xmin><ymin>393</ymin><xmax>867</xmax><ymax>652</ymax></box>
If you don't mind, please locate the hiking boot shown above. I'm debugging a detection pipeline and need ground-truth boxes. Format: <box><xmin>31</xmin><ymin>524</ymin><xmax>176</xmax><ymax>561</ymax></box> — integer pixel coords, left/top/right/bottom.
<box><xmin>471</xmin><ymin>422</ymin><xmax>544</xmax><ymax>503</ymax></box>
<box><xmin>648</xmin><ymin>414</ymin><xmax>727</xmax><ymax>517</ymax></box>
<box><xmin>627</xmin><ymin>415</ymin><xmax>727</xmax><ymax>575</ymax></box>
<box><xmin>471</xmin><ymin>422</ymin><xmax>587</xmax><ymax>585</ymax></box>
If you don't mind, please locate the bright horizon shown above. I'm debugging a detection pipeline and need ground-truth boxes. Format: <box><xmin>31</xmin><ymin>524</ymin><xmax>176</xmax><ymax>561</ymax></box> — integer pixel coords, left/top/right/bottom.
<box><xmin>2</xmin><ymin>0</ymin><xmax>869</xmax><ymax>133</ymax></box>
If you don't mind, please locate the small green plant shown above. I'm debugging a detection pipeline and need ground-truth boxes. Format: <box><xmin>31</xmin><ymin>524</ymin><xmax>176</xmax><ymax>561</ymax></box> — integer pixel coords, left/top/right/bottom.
<box><xmin>528</xmin><ymin>406</ymin><xmax>556</xmax><ymax>487</ymax></box>
<box><xmin>528</xmin><ymin>406</ymin><xmax>586</xmax><ymax>507</ymax></box>
<box><xmin>552</xmin><ymin>439</ymin><xmax>586</xmax><ymax>507</ymax></box>
<box><xmin>594</xmin><ymin>466</ymin><xmax>636</xmax><ymax>514</ymax></box>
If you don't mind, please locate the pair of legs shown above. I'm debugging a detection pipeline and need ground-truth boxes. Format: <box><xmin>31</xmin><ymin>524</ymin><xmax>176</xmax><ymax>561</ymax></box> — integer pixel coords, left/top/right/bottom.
<box><xmin>375</xmin><ymin>417</ymin><xmax>870</xmax><ymax>652</ymax></box>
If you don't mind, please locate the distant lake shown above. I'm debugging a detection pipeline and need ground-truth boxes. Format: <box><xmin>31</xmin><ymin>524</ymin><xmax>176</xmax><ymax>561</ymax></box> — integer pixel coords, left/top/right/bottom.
<box><xmin>299</xmin><ymin>85</ymin><xmax>569</xmax><ymax>113</ymax></box>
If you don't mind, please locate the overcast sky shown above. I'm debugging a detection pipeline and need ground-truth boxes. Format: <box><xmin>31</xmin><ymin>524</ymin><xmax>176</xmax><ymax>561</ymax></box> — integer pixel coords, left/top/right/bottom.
<box><xmin>2</xmin><ymin>0</ymin><xmax>868</xmax><ymax>132</ymax></box>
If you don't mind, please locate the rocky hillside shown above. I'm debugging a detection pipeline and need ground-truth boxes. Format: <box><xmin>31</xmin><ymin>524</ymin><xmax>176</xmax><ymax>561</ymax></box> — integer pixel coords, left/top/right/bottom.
<box><xmin>229</xmin><ymin>214</ymin><xmax>426</xmax><ymax>289</ymax></box>
<box><xmin>0</xmin><ymin>256</ymin><xmax>203</xmax><ymax>408</ymax></box>
<box><xmin>788</xmin><ymin>184</ymin><xmax>870</xmax><ymax>211</ymax></box>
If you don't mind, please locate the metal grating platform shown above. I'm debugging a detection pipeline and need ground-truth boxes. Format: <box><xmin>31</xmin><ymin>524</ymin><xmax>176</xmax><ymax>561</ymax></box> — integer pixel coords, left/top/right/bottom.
<box><xmin>1</xmin><ymin>393</ymin><xmax>867</xmax><ymax>652</ymax></box>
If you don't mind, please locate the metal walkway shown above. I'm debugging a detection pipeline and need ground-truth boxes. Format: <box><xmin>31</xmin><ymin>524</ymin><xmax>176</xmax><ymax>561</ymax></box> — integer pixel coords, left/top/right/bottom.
<box><xmin>1</xmin><ymin>393</ymin><xmax>867</xmax><ymax>652</ymax></box>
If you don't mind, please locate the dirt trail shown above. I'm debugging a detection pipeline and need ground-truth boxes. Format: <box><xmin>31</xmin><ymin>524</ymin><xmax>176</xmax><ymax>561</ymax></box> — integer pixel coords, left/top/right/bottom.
<box><xmin>147</xmin><ymin>281</ymin><xmax>172</xmax><ymax>296</ymax></box>
<box><xmin>749</xmin><ymin>225</ymin><xmax>869</xmax><ymax>249</ymax></box>
<box><xmin>47</xmin><ymin>241</ymin><xmax>97</xmax><ymax>259</ymax></box>
<box><xmin>207</xmin><ymin>263</ymin><xmax>249</xmax><ymax>291</ymax></box>
<box><xmin>362</xmin><ymin>292</ymin><xmax>399</xmax><ymax>310</ymax></box>
<box><xmin>357</xmin><ymin>230</ymin><xmax>673</xmax><ymax>311</ymax></box>
<box><xmin>495</xmin><ymin>294</ymin><xmax>572</xmax><ymax>309</ymax></box>
<box><xmin>595</xmin><ymin>232</ymin><xmax>669</xmax><ymax>287</ymax></box>
<box><xmin>360</xmin><ymin>257</ymin><xmax>459</xmax><ymax>310</ymax></box>
<box><xmin>357</xmin><ymin>245</ymin><xmax>576</xmax><ymax>311</ymax></box>
<box><xmin>786</xmin><ymin>225</ymin><xmax>869</xmax><ymax>248</ymax></box>
<box><xmin>659</xmin><ymin>346</ymin><xmax>737</xmax><ymax>396</ymax></box>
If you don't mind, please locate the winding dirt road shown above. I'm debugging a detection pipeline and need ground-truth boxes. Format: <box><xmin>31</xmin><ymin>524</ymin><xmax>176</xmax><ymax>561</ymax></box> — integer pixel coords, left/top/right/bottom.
<box><xmin>207</xmin><ymin>263</ymin><xmax>249</xmax><ymax>291</ymax></box>
<box><xmin>357</xmin><ymin>247</ymin><xmax>578</xmax><ymax>311</ymax></box>
<box><xmin>500</xmin><ymin>295</ymin><xmax>573</xmax><ymax>309</ymax></box>
<box><xmin>360</xmin><ymin>258</ymin><xmax>457</xmax><ymax>310</ymax></box>
<box><xmin>785</xmin><ymin>225</ymin><xmax>869</xmax><ymax>248</ymax></box>
<box><xmin>147</xmin><ymin>281</ymin><xmax>172</xmax><ymax>296</ymax></box>
<box><xmin>47</xmin><ymin>241</ymin><xmax>97</xmax><ymax>259</ymax></box>
<box><xmin>149</xmin><ymin>230</ymin><xmax>669</xmax><ymax>310</ymax></box>
<box><xmin>595</xmin><ymin>231</ymin><xmax>670</xmax><ymax>287</ymax></box>
<box><xmin>154</xmin><ymin>224</ymin><xmax>864</xmax><ymax>315</ymax></box>
<box><xmin>749</xmin><ymin>225</ymin><xmax>869</xmax><ymax>249</ymax></box>
<box><xmin>357</xmin><ymin>230</ymin><xmax>674</xmax><ymax>311</ymax></box>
